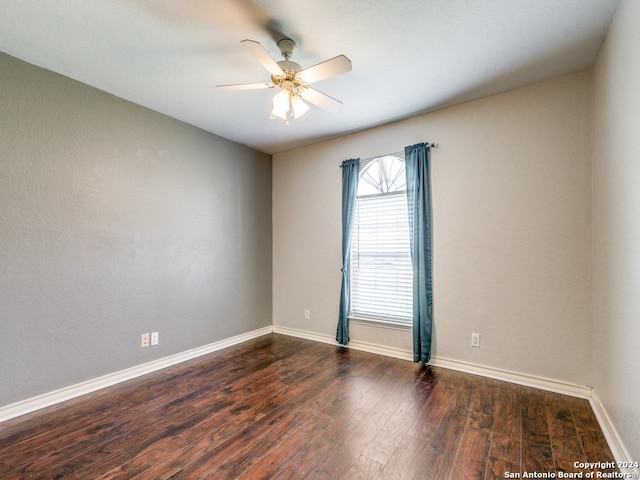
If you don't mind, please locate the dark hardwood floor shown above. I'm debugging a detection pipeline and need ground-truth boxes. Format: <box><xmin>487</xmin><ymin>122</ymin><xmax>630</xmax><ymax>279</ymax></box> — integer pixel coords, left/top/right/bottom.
<box><xmin>0</xmin><ymin>334</ymin><xmax>616</xmax><ymax>479</ymax></box>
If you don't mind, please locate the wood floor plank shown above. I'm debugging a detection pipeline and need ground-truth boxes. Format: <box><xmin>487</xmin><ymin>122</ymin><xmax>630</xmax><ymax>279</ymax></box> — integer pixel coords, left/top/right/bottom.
<box><xmin>492</xmin><ymin>384</ymin><xmax>521</xmax><ymax>441</ymax></box>
<box><xmin>416</xmin><ymin>411</ymin><xmax>469</xmax><ymax>479</ymax></box>
<box><xmin>0</xmin><ymin>334</ymin><xmax>618</xmax><ymax>479</ymax></box>
<box><xmin>546</xmin><ymin>395</ymin><xmax>587</xmax><ymax>473</ymax></box>
<box><xmin>522</xmin><ymin>442</ymin><xmax>556</xmax><ymax>476</ymax></box>
<box><xmin>521</xmin><ymin>389</ymin><xmax>557</xmax><ymax>476</ymax></box>
<box><xmin>449</xmin><ymin>411</ymin><xmax>493</xmax><ymax>479</ymax></box>
<box><xmin>234</xmin><ymin>412</ymin><xmax>336</xmax><ymax>480</ymax></box>
<box><xmin>361</xmin><ymin>396</ymin><xmax>422</xmax><ymax>467</ymax></box>
<box><xmin>486</xmin><ymin>384</ymin><xmax>522</xmax><ymax>478</ymax></box>
<box><xmin>521</xmin><ymin>389</ymin><xmax>552</xmax><ymax>446</ymax></box>
<box><xmin>339</xmin><ymin>454</ymin><xmax>384</xmax><ymax>480</ymax></box>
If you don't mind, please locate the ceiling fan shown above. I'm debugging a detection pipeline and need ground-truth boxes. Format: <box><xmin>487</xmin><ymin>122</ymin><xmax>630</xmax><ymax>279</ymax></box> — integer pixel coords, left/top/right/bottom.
<box><xmin>216</xmin><ymin>38</ymin><xmax>352</xmax><ymax>124</ymax></box>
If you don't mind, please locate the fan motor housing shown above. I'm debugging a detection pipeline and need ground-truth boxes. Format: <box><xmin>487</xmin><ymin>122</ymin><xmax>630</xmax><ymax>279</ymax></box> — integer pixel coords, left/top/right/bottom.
<box><xmin>272</xmin><ymin>60</ymin><xmax>303</xmax><ymax>91</ymax></box>
<box><xmin>277</xmin><ymin>60</ymin><xmax>301</xmax><ymax>72</ymax></box>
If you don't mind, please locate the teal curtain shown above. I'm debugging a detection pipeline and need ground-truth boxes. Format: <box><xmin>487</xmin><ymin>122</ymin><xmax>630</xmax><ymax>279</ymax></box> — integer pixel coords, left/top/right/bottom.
<box><xmin>336</xmin><ymin>158</ymin><xmax>360</xmax><ymax>346</ymax></box>
<box><xmin>405</xmin><ymin>143</ymin><xmax>433</xmax><ymax>363</ymax></box>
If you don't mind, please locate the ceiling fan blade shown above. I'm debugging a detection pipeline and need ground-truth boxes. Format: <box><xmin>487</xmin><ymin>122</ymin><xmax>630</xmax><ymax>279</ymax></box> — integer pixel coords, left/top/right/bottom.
<box><xmin>300</xmin><ymin>87</ymin><xmax>343</xmax><ymax>113</ymax></box>
<box><xmin>297</xmin><ymin>55</ymin><xmax>352</xmax><ymax>84</ymax></box>
<box><xmin>216</xmin><ymin>82</ymin><xmax>275</xmax><ymax>91</ymax></box>
<box><xmin>241</xmin><ymin>39</ymin><xmax>284</xmax><ymax>77</ymax></box>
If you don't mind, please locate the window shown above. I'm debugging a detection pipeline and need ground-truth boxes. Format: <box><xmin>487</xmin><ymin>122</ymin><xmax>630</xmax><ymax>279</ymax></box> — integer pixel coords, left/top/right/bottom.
<box><xmin>350</xmin><ymin>154</ymin><xmax>412</xmax><ymax>325</ymax></box>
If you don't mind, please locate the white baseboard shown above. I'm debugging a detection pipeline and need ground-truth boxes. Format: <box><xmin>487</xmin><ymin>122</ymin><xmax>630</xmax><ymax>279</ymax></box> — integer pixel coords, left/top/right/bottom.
<box><xmin>0</xmin><ymin>326</ymin><xmax>273</xmax><ymax>424</ymax></box>
<box><xmin>272</xmin><ymin>325</ymin><xmax>414</xmax><ymax>361</ymax></box>
<box><xmin>273</xmin><ymin>325</ymin><xmax>592</xmax><ymax>397</ymax></box>
<box><xmin>588</xmin><ymin>391</ymin><xmax>639</xmax><ymax>474</ymax></box>
<box><xmin>429</xmin><ymin>355</ymin><xmax>593</xmax><ymax>399</ymax></box>
<box><xmin>349</xmin><ymin>339</ymin><xmax>414</xmax><ymax>361</ymax></box>
<box><xmin>272</xmin><ymin>325</ymin><xmax>337</xmax><ymax>346</ymax></box>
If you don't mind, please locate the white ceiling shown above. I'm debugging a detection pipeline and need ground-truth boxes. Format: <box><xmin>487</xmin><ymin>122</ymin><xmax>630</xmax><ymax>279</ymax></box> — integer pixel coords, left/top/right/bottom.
<box><xmin>1</xmin><ymin>0</ymin><xmax>619</xmax><ymax>154</ymax></box>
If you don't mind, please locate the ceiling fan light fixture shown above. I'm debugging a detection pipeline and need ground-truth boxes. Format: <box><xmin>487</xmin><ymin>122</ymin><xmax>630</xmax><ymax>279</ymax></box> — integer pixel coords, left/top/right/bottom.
<box><xmin>270</xmin><ymin>88</ymin><xmax>310</xmax><ymax>124</ymax></box>
<box><xmin>270</xmin><ymin>89</ymin><xmax>290</xmax><ymax>120</ymax></box>
<box><xmin>290</xmin><ymin>94</ymin><xmax>309</xmax><ymax>119</ymax></box>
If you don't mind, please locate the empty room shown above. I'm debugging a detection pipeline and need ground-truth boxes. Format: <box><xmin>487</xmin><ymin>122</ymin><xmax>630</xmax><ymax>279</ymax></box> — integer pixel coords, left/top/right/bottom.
<box><xmin>1</xmin><ymin>0</ymin><xmax>639</xmax><ymax>478</ymax></box>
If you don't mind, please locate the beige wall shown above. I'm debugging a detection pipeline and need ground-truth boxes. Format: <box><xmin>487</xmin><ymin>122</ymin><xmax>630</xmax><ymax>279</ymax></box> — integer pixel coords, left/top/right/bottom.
<box><xmin>592</xmin><ymin>0</ymin><xmax>640</xmax><ymax>459</ymax></box>
<box><xmin>274</xmin><ymin>72</ymin><xmax>593</xmax><ymax>386</ymax></box>
<box><xmin>0</xmin><ymin>53</ymin><xmax>272</xmax><ymax>406</ymax></box>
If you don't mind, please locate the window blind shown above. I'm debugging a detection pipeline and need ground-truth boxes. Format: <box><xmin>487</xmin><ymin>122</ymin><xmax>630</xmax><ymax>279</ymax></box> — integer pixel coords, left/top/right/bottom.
<box><xmin>350</xmin><ymin>192</ymin><xmax>413</xmax><ymax>323</ymax></box>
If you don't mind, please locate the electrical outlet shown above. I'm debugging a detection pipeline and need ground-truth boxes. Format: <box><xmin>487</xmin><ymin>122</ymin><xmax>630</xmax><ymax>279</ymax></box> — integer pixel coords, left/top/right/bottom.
<box><xmin>304</xmin><ymin>309</ymin><xmax>310</xmax><ymax>320</ymax></box>
<box><xmin>471</xmin><ymin>333</ymin><xmax>480</xmax><ymax>348</ymax></box>
<box><xmin>141</xmin><ymin>333</ymin><xmax>150</xmax><ymax>348</ymax></box>
<box><xmin>151</xmin><ymin>331</ymin><xmax>159</xmax><ymax>346</ymax></box>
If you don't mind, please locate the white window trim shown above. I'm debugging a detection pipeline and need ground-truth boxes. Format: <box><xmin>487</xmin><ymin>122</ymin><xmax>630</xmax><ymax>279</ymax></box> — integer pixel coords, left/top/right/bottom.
<box><xmin>349</xmin><ymin>315</ymin><xmax>412</xmax><ymax>331</ymax></box>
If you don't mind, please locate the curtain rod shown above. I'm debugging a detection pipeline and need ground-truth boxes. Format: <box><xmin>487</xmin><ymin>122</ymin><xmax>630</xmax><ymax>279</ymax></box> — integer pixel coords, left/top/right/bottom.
<box><xmin>347</xmin><ymin>142</ymin><xmax>438</xmax><ymax>166</ymax></box>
